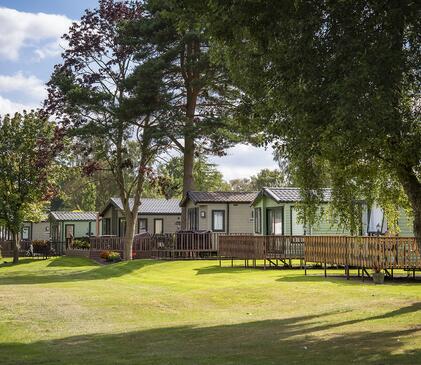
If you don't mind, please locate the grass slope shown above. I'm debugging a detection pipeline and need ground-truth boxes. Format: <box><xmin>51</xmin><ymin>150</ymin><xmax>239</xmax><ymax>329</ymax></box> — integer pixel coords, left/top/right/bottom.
<box><xmin>0</xmin><ymin>257</ymin><xmax>420</xmax><ymax>364</ymax></box>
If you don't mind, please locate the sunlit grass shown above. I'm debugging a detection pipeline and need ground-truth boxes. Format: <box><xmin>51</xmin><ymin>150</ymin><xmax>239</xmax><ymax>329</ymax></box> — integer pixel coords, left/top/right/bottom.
<box><xmin>0</xmin><ymin>257</ymin><xmax>420</xmax><ymax>364</ymax></box>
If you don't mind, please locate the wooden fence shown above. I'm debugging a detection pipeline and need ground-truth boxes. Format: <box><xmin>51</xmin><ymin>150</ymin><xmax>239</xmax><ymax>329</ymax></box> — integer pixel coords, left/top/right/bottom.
<box><xmin>0</xmin><ymin>240</ymin><xmax>63</xmax><ymax>258</ymax></box>
<box><xmin>90</xmin><ymin>231</ymin><xmax>239</xmax><ymax>259</ymax></box>
<box><xmin>305</xmin><ymin>236</ymin><xmax>421</xmax><ymax>270</ymax></box>
<box><xmin>218</xmin><ymin>235</ymin><xmax>305</xmax><ymax>261</ymax></box>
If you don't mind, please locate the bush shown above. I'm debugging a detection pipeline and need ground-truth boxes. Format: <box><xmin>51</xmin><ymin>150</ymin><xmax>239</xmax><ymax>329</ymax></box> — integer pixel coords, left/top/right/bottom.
<box><xmin>73</xmin><ymin>240</ymin><xmax>90</xmax><ymax>250</ymax></box>
<box><xmin>99</xmin><ymin>250</ymin><xmax>121</xmax><ymax>262</ymax></box>
<box><xmin>32</xmin><ymin>240</ymin><xmax>49</xmax><ymax>248</ymax></box>
<box><xmin>100</xmin><ymin>250</ymin><xmax>110</xmax><ymax>259</ymax></box>
<box><xmin>106</xmin><ymin>251</ymin><xmax>121</xmax><ymax>262</ymax></box>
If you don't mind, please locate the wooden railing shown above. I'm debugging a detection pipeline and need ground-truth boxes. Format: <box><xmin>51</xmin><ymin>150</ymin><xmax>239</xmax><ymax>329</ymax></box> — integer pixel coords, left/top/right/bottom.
<box><xmin>305</xmin><ymin>236</ymin><xmax>421</xmax><ymax>269</ymax></box>
<box><xmin>90</xmin><ymin>236</ymin><xmax>125</xmax><ymax>251</ymax></box>
<box><xmin>218</xmin><ymin>235</ymin><xmax>305</xmax><ymax>260</ymax></box>
<box><xmin>0</xmin><ymin>240</ymin><xmax>61</xmax><ymax>257</ymax></box>
<box><xmin>90</xmin><ymin>232</ymin><xmax>237</xmax><ymax>259</ymax></box>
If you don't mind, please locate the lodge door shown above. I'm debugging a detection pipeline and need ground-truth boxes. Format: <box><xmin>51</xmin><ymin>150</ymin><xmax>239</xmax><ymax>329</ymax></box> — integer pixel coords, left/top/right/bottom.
<box><xmin>266</xmin><ymin>208</ymin><xmax>283</xmax><ymax>235</ymax></box>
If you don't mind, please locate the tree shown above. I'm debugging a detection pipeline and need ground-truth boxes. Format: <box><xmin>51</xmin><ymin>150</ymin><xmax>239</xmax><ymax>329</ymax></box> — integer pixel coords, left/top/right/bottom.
<box><xmin>228</xmin><ymin>169</ymin><xmax>289</xmax><ymax>191</ymax></box>
<box><xmin>158</xmin><ymin>155</ymin><xmax>229</xmax><ymax>198</ymax></box>
<box><xmin>46</xmin><ymin>0</ymin><xmax>171</xmax><ymax>260</ymax></box>
<box><xmin>0</xmin><ymin>112</ymin><xmax>62</xmax><ymax>263</ymax></box>
<box><xmin>124</xmin><ymin>0</ymin><xmax>239</xmax><ymax>227</ymax></box>
<box><xmin>51</xmin><ymin>165</ymin><xmax>97</xmax><ymax>211</ymax></box>
<box><xmin>250</xmin><ymin>169</ymin><xmax>289</xmax><ymax>191</ymax></box>
<box><xmin>206</xmin><ymin>1</ymin><xmax>421</xmax><ymax>240</ymax></box>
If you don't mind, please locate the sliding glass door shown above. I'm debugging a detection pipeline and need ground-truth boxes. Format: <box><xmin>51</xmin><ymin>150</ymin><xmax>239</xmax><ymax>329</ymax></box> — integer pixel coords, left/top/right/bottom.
<box><xmin>266</xmin><ymin>208</ymin><xmax>283</xmax><ymax>235</ymax></box>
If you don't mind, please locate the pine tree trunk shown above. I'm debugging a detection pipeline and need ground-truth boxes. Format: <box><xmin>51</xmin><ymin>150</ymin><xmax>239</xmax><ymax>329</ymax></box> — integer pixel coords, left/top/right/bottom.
<box><xmin>12</xmin><ymin>232</ymin><xmax>20</xmax><ymax>264</ymax></box>
<box><xmin>123</xmin><ymin>212</ymin><xmax>136</xmax><ymax>261</ymax></box>
<box><xmin>181</xmin><ymin>135</ymin><xmax>195</xmax><ymax>229</ymax></box>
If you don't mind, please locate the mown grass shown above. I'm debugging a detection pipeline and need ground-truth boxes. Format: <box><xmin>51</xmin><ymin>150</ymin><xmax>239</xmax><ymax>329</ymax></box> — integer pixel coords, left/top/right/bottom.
<box><xmin>0</xmin><ymin>257</ymin><xmax>420</xmax><ymax>364</ymax></box>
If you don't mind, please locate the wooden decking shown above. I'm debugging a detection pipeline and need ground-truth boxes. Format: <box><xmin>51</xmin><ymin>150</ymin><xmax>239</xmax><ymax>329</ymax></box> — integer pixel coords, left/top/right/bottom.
<box><xmin>305</xmin><ymin>235</ymin><xmax>421</xmax><ymax>270</ymax></box>
<box><xmin>218</xmin><ymin>235</ymin><xmax>305</xmax><ymax>268</ymax></box>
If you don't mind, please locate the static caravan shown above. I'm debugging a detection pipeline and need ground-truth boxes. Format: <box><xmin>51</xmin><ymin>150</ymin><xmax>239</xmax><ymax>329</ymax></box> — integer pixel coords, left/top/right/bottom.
<box><xmin>180</xmin><ymin>191</ymin><xmax>257</xmax><ymax>234</ymax></box>
<box><xmin>49</xmin><ymin>211</ymin><xmax>99</xmax><ymax>243</ymax></box>
<box><xmin>251</xmin><ymin>187</ymin><xmax>349</xmax><ymax>236</ymax></box>
<box><xmin>100</xmin><ymin>198</ymin><xmax>181</xmax><ymax>236</ymax></box>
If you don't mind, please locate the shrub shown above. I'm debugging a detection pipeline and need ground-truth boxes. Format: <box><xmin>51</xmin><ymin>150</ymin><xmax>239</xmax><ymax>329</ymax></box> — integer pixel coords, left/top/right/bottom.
<box><xmin>100</xmin><ymin>250</ymin><xmax>110</xmax><ymax>259</ymax></box>
<box><xmin>32</xmin><ymin>240</ymin><xmax>49</xmax><ymax>248</ymax></box>
<box><xmin>73</xmin><ymin>240</ymin><xmax>90</xmax><ymax>249</ymax></box>
<box><xmin>106</xmin><ymin>251</ymin><xmax>121</xmax><ymax>263</ymax></box>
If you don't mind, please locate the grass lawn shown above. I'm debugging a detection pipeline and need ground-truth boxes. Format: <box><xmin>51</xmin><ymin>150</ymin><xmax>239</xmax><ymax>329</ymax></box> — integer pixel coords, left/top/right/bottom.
<box><xmin>0</xmin><ymin>257</ymin><xmax>420</xmax><ymax>365</ymax></box>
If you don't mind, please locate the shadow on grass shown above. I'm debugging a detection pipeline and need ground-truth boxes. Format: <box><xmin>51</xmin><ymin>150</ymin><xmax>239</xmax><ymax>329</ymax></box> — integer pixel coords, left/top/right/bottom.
<box><xmin>0</xmin><ymin>258</ymin><xmax>164</xmax><ymax>285</ymax></box>
<box><xmin>1</xmin><ymin>308</ymin><xmax>420</xmax><ymax>365</ymax></box>
<box><xmin>0</xmin><ymin>258</ymin><xmax>45</xmax><ymax>269</ymax></box>
<box><xmin>47</xmin><ymin>256</ymin><xmax>99</xmax><ymax>268</ymax></box>
<box><xmin>277</xmin><ymin>273</ymin><xmax>421</xmax><ymax>285</ymax></box>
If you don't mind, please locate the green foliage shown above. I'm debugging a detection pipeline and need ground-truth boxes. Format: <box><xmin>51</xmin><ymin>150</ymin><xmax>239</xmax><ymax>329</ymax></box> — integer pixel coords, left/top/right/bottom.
<box><xmin>158</xmin><ymin>155</ymin><xmax>230</xmax><ymax>197</ymax></box>
<box><xmin>205</xmin><ymin>0</ymin><xmax>421</xmax><ymax>236</ymax></box>
<box><xmin>72</xmin><ymin>240</ymin><xmax>90</xmax><ymax>250</ymax></box>
<box><xmin>229</xmin><ymin>169</ymin><xmax>289</xmax><ymax>192</ymax></box>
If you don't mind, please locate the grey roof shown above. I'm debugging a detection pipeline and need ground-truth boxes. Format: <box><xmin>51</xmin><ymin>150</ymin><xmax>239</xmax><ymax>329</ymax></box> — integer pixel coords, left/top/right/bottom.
<box><xmin>256</xmin><ymin>187</ymin><xmax>332</xmax><ymax>204</ymax></box>
<box><xmin>181</xmin><ymin>191</ymin><xmax>258</xmax><ymax>206</ymax></box>
<box><xmin>50</xmin><ymin>211</ymin><xmax>98</xmax><ymax>221</ymax></box>
<box><xmin>109</xmin><ymin>197</ymin><xmax>181</xmax><ymax>215</ymax></box>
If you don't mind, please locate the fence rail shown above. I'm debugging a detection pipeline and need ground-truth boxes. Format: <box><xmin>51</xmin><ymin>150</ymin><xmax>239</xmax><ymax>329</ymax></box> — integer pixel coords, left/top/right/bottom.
<box><xmin>305</xmin><ymin>236</ymin><xmax>421</xmax><ymax>269</ymax></box>
<box><xmin>218</xmin><ymin>235</ymin><xmax>305</xmax><ymax>260</ymax></box>
<box><xmin>90</xmin><ymin>231</ymin><xmax>239</xmax><ymax>259</ymax></box>
<box><xmin>0</xmin><ymin>240</ymin><xmax>63</xmax><ymax>258</ymax></box>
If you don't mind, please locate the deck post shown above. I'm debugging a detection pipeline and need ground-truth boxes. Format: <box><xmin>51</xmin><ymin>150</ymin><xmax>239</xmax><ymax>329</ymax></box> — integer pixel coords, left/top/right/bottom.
<box><xmin>345</xmin><ymin>265</ymin><xmax>350</xmax><ymax>280</ymax></box>
<box><xmin>324</xmin><ymin>261</ymin><xmax>327</xmax><ymax>277</ymax></box>
<box><xmin>304</xmin><ymin>260</ymin><xmax>307</xmax><ymax>276</ymax></box>
<box><xmin>264</xmin><ymin>258</ymin><xmax>266</xmax><ymax>270</ymax></box>
<box><xmin>231</xmin><ymin>258</ymin><xmax>233</xmax><ymax>267</ymax></box>
<box><xmin>219</xmin><ymin>256</ymin><xmax>221</xmax><ymax>267</ymax></box>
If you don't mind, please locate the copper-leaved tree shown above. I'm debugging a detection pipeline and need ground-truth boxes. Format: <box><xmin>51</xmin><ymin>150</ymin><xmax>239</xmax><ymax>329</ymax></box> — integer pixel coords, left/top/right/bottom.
<box><xmin>45</xmin><ymin>0</ymin><xmax>171</xmax><ymax>260</ymax></box>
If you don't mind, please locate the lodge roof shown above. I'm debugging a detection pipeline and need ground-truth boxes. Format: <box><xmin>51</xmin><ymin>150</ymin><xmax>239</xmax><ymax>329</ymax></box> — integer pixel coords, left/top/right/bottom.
<box><xmin>180</xmin><ymin>191</ymin><xmax>258</xmax><ymax>206</ymax></box>
<box><xmin>252</xmin><ymin>187</ymin><xmax>333</xmax><ymax>205</ymax></box>
<box><xmin>50</xmin><ymin>211</ymin><xmax>98</xmax><ymax>221</ymax></box>
<box><xmin>103</xmin><ymin>197</ymin><xmax>182</xmax><ymax>215</ymax></box>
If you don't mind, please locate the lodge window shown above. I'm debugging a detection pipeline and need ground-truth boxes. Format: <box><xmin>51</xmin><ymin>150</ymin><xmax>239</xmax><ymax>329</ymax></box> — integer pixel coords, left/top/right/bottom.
<box><xmin>138</xmin><ymin>218</ymin><xmax>148</xmax><ymax>233</ymax></box>
<box><xmin>212</xmin><ymin>210</ymin><xmax>225</xmax><ymax>232</ymax></box>
<box><xmin>188</xmin><ymin>207</ymin><xmax>199</xmax><ymax>230</ymax></box>
<box><xmin>102</xmin><ymin>218</ymin><xmax>111</xmax><ymax>235</ymax></box>
<box><xmin>154</xmin><ymin>219</ymin><xmax>164</xmax><ymax>234</ymax></box>
<box><xmin>22</xmin><ymin>226</ymin><xmax>30</xmax><ymax>240</ymax></box>
<box><xmin>254</xmin><ymin>208</ymin><xmax>262</xmax><ymax>234</ymax></box>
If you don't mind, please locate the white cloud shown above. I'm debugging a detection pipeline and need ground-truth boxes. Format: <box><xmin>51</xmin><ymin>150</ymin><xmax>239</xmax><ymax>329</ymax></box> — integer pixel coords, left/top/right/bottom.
<box><xmin>209</xmin><ymin>144</ymin><xmax>279</xmax><ymax>180</ymax></box>
<box><xmin>0</xmin><ymin>72</ymin><xmax>46</xmax><ymax>100</ymax></box>
<box><xmin>0</xmin><ymin>95</ymin><xmax>37</xmax><ymax>116</ymax></box>
<box><xmin>0</xmin><ymin>7</ymin><xmax>72</xmax><ymax>60</ymax></box>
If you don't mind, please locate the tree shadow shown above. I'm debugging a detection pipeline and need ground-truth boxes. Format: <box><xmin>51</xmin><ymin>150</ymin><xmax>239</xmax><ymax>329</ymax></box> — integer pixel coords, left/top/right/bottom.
<box><xmin>1</xmin><ymin>308</ymin><xmax>420</xmax><ymax>365</ymax></box>
<box><xmin>47</xmin><ymin>256</ymin><xmax>99</xmax><ymax>267</ymax></box>
<box><xmin>0</xmin><ymin>258</ymin><xmax>45</xmax><ymax>269</ymax></box>
<box><xmin>277</xmin><ymin>273</ymin><xmax>421</xmax><ymax>285</ymax></box>
<box><xmin>0</xmin><ymin>259</ymin><xmax>164</xmax><ymax>285</ymax></box>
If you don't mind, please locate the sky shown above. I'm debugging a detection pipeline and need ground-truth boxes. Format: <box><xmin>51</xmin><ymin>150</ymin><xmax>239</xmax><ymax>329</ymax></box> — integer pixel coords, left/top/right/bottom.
<box><xmin>0</xmin><ymin>0</ymin><xmax>278</xmax><ymax>181</ymax></box>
